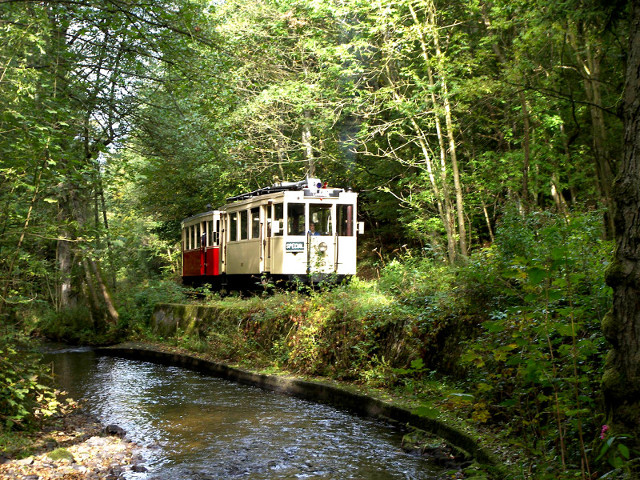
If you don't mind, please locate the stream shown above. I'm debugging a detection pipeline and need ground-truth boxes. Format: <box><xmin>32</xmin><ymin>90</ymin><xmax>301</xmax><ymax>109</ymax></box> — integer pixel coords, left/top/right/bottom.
<box><xmin>45</xmin><ymin>348</ymin><xmax>447</xmax><ymax>479</ymax></box>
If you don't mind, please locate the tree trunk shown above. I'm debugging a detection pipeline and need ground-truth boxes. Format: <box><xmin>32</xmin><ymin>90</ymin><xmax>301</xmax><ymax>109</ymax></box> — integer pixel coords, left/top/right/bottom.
<box><xmin>273</xmin><ymin>134</ymin><xmax>287</xmax><ymax>180</ymax></box>
<box><xmin>82</xmin><ymin>257</ymin><xmax>100</xmax><ymax>322</ymax></box>
<box><xmin>426</xmin><ymin>2</ymin><xmax>467</xmax><ymax>258</ymax></box>
<box><xmin>519</xmin><ymin>91</ymin><xmax>532</xmax><ymax>210</ymax></box>
<box><xmin>98</xmin><ymin>184</ymin><xmax>117</xmax><ymax>291</ymax></box>
<box><xmin>481</xmin><ymin>198</ymin><xmax>495</xmax><ymax>244</ymax></box>
<box><xmin>410</xmin><ymin>116</ymin><xmax>457</xmax><ymax>264</ymax></box>
<box><xmin>89</xmin><ymin>259</ymin><xmax>119</xmax><ymax>324</ymax></box>
<box><xmin>57</xmin><ymin>187</ymin><xmax>78</xmax><ymax>310</ymax></box>
<box><xmin>602</xmin><ymin>0</ymin><xmax>640</xmax><ymax>450</ymax></box>
<box><xmin>408</xmin><ymin>0</ymin><xmax>463</xmax><ymax>262</ymax></box>
<box><xmin>550</xmin><ymin>173</ymin><xmax>569</xmax><ymax>218</ymax></box>
<box><xmin>567</xmin><ymin>26</ymin><xmax>615</xmax><ymax>238</ymax></box>
<box><xmin>57</xmin><ymin>178</ymin><xmax>119</xmax><ymax>325</ymax></box>
<box><xmin>585</xmin><ymin>54</ymin><xmax>615</xmax><ymax>238</ymax></box>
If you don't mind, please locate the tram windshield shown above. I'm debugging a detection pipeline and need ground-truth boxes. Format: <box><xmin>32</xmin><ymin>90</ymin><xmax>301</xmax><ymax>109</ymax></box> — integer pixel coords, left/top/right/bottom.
<box><xmin>309</xmin><ymin>204</ymin><xmax>332</xmax><ymax>236</ymax></box>
<box><xmin>288</xmin><ymin>203</ymin><xmax>305</xmax><ymax>235</ymax></box>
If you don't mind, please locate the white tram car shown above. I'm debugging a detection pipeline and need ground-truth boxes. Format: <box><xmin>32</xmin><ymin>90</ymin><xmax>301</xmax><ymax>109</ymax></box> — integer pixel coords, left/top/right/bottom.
<box><xmin>181</xmin><ymin>179</ymin><xmax>362</xmax><ymax>288</ymax></box>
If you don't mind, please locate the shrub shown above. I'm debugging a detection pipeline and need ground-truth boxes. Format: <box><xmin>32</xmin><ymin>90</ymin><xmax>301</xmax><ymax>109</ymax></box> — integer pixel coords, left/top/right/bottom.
<box><xmin>116</xmin><ymin>279</ymin><xmax>188</xmax><ymax>331</ymax></box>
<box><xmin>0</xmin><ymin>332</ymin><xmax>70</xmax><ymax>431</ymax></box>
<box><xmin>458</xmin><ymin>211</ymin><xmax>613</xmax><ymax>471</ymax></box>
<box><xmin>38</xmin><ymin>305</ymin><xmax>98</xmax><ymax>344</ymax></box>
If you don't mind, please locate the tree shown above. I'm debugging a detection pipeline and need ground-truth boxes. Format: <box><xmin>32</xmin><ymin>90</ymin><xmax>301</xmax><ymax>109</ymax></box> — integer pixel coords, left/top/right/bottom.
<box><xmin>0</xmin><ymin>0</ymin><xmax>212</xmax><ymax>325</ymax></box>
<box><xmin>324</xmin><ymin>0</ymin><xmax>472</xmax><ymax>262</ymax></box>
<box><xmin>0</xmin><ymin>4</ymin><xmax>67</xmax><ymax>316</ymax></box>
<box><xmin>603</xmin><ymin>0</ymin><xmax>640</xmax><ymax>452</ymax></box>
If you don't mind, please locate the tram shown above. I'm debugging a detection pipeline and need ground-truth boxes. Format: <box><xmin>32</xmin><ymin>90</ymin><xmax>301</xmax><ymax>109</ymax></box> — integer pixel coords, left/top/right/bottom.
<box><xmin>181</xmin><ymin>178</ymin><xmax>362</xmax><ymax>288</ymax></box>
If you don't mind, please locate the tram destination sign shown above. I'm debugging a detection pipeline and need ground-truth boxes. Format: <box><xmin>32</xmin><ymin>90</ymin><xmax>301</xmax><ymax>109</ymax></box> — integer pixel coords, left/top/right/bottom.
<box><xmin>286</xmin><ymin>241</ymin><xmax>305</xmax><ymax>252</ymax></box>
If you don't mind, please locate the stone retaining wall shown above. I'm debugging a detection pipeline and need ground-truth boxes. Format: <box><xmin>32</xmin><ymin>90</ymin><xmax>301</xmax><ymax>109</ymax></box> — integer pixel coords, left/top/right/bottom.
<box><xmin>151</xmin><ymin>303</ymin><xmax>245</xmax><ymax>337</ymax></box>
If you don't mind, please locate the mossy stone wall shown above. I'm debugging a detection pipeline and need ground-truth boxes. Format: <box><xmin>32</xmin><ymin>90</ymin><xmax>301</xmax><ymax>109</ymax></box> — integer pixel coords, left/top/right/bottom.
<box><xmin>151</xmin><ymin>303</ymin><xmax>245</xmax><ymax>337</ymax></box>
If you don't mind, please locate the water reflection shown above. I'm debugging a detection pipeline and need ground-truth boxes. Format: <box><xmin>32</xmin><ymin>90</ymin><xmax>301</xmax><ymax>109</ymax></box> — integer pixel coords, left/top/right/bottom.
<box><xmin>47</xmin><ymin>350</ymin><xmax>443</xmax><ymax>479</ymax></box>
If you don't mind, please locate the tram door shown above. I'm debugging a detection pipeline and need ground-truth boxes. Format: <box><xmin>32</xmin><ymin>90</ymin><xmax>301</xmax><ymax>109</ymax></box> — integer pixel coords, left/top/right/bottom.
<box><xmin>199</xmin><ymin>223</ymin><xmax>206</xmax><ymax>275</ymax></box>
<box><xmin>263</xmin><ymin>205</ymin><xmax>272</xmax><ymax>273</ymax></box>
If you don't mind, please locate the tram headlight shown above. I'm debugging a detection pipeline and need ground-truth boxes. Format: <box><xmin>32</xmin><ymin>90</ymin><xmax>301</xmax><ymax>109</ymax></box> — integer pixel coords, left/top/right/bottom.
<box><xmin>318</xmin><ymin>242</ymin><xmax>328</xmax><ymax>253</ymax></box>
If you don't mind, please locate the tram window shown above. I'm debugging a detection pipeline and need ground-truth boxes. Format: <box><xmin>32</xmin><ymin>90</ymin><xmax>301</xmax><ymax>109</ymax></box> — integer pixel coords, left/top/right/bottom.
<box><xmin>190</xmin><ymin>226</ymin><xmax>195</xmax><ymax>249</ymax></box>
<box><xmin>240</xmin><ymin>210</ymin><xmax>248</xmax><ymax>240</ymax></box>
<box><xmin>309</xmin><ymin>204</ymin><xmax>332</xmax><ymax>236</ymax></box>
<box><xmin>337</xmin><ymin>204</ymin><xmax>354</xmax><ymax>236</ymax></box>
<box><xmin>196</xmin><ymin>224</ymin><xmax>201</xmax><ymax>248</ymax></box>
<box><xmin>251</xmin><ymin>207</ymin><xmax>260</xmax><ymax>239</ymax></box>
<box><xmin>215</xmin><ymin>220</ymin><xmax>220</xmax><ymax>245</ymax></box>
<box><xmin>274</xmin><ymin>204</ymin><xmax>283</xmax><ymax>236</ymax></box>
<box><xmin>229</xmin><ymin>213</ymin><xmax>238</xmax><ymax>242</ymax></box>
<box><xmin>287</xmin><ymin>203</ymin><xmax>305</xmax><ymax>235</ymax></box>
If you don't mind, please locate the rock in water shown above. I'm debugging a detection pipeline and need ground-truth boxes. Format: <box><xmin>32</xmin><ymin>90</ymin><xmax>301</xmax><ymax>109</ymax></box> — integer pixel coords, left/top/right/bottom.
<box><xmin>105</xmin><ymin>424</ymin><xmax>127</xmax><ymax>437</ymax></box>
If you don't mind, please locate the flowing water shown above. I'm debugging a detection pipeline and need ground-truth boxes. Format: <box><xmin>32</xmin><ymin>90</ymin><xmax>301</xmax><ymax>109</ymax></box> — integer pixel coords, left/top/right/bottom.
<box><xmin>46</xmin><ymin>348</ymin><xmax>445</xmax><ymax>479</ymax></box>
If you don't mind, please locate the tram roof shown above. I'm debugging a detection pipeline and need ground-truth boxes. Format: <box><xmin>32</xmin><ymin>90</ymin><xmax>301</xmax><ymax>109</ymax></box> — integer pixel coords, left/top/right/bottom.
<box><xmin>182</xmin><ymin>179</ymin><xmax>356</xmax><ymax>226</ymax></box>
<box><xmin>225</xmin><ymin>178</ymin><xmax>348</xmax><ymax>203</ymax></box>
<box><xmin>181</xmin><ymin>210</ymin><xmax>218</xmax><ymax>226</ymax></box>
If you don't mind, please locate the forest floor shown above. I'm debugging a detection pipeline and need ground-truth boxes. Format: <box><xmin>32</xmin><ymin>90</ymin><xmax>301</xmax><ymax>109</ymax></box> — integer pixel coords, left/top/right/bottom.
<box><xmin>0</xmin><ymin>409</ymin><xmax>144</xmax><ymax>480</ymax></box>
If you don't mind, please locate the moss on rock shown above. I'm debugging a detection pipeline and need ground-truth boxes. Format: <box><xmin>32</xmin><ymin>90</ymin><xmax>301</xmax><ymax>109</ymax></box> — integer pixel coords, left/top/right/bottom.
<box><xmin>47</xmin><ymin>447</ymin><xmax>74</xmax><ymax>462</ymax></box>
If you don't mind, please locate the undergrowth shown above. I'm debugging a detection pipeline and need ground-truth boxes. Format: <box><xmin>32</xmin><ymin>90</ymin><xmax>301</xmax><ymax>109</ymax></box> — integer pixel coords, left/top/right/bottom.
<box><xmin>0</xmin><ymin>328</ymin><xmax>73</xmax><ymax>434</ymax></box>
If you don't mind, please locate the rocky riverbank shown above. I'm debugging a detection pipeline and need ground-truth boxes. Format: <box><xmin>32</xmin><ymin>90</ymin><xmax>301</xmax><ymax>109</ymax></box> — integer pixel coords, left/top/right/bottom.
<box><xmin>0</xmin><ymin>410</ymin><xmax>144</xmax><ymax>480</ymax></box>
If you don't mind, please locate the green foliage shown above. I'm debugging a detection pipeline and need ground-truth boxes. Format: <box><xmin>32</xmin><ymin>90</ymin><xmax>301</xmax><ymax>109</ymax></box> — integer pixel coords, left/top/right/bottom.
<box><xmin>457</xmin><ymin>211</ymin><xmax>612</xmax><ymax>473</ymax></box>
<box><xmin>36</xmin><ymin>279</ymin><xmax>186</xmax><ymax>344</ymax></box>
<box><xmin>0</xmin><ymin>332</ymin><xmax>70</xmax><ymax>431</ymax></box>
<box><xmin>37</xmin><ymin>306</ymin><xmax>121</xmax><ymax>345</ymax></box>
<box><xmin>0</xmin><ymin>0</ymin><xmax>630</xmax><ymax>474</ymax></box>
<box><xmin>116</xmin><ymin>279</ymin><xmax>188</xmax><ymax>331</ymax></box>
<box><xmin>595</xmin><ymin>432</ymin><xmax>637</xmax><ymax>477</ymax></box>
<box><xmin>0</xmin><ymin>0</ymin><xmax>215</xmax><ymax>330</ymax></box>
